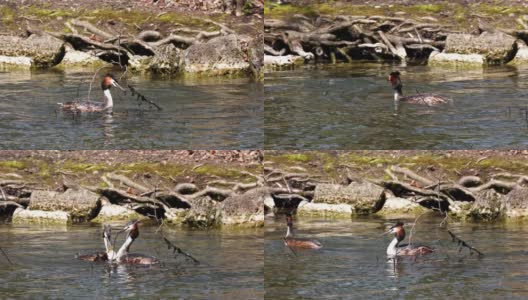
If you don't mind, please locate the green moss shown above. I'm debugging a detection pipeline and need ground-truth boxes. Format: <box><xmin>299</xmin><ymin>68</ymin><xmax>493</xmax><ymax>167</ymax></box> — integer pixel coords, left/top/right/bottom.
<box><xmin>276</xmin><ymin>153</ymin><xmax>313</xmax><ymax>163</ymax></box>
<box><xmin>0</xmin><ymin>160</ymin><xmax>27</xmax><ymax>170</ymax></box>
<box><xmin>264</xmin><ymin>3</ymin><xmax>319</xmax><ymax>18</ymax></box>
<box><xmin>413</xmin><ymin>4</ymin><xmax>444</xmax><ymax>14</ymax></box>
<box><xmin>0</xmin><ymin>5</ymin><xmax>15</xmax><ymax>25</ymax></box>
<box><xmin>26</xmin><ymin>7</ymin><xmax>74</xmax><ymax>18</ymax></box>
<box><xmin>61</xmin><ymin>162</ymin><xmax>109</xmax><ymax>173</ymax></box>
<box><xmin>193</xmin><ymin>164</ymin><xmax>244</xmax><ymax>178</ymax></box>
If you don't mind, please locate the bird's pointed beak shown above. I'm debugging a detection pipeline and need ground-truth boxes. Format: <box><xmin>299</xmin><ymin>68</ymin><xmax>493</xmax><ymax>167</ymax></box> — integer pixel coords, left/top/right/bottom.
<box><xmin>112</xmin><ymin>80</ymin><xmax>126</xmax><ymax>92</ymax></box>
<box><xmin>381</xmin><ymin>228</ymin><xmax>394</xmax><ymax>236</ymax></box>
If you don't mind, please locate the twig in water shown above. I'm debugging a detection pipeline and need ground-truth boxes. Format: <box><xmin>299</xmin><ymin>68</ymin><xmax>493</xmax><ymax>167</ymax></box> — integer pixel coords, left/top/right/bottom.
<box><xmin>447</xmin><ymin>230</ymin><xmax>484</xmax><ymax>257</ymax></box>
<box><xmin>283</xmin><ymin>237</ymin><xmax>298</xmax><ymax>257</ymax></box>
<box><xmin>0</xmin><ymin>247</ymin><xmax>13</xmax><ymax>265</ymax></box>
<box><xmin>128</xmin><ymin>85</ymin><xmax>163</xmax><ymax>111</ymax></box>
<box><xmin>162</xmin><ymin>237</ymin><xmax>200</xmax><ymax>264</ymax></box>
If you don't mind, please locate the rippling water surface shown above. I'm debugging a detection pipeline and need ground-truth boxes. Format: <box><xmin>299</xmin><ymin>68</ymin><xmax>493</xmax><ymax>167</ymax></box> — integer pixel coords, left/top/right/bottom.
<box><xmin>0</xmin><ymin>224</ymin><xmax>263</xmax><ymax>299</ymax></box>
<box><xmin>265</xmin><ymin>63</ymin><xmax>528</xmax><ymax>149</ymax></box>
<box><xmin>0</xmin><ymin>70</ymin><xmax>263</xmax><ymax>149</ymax></box>
<box><xmin>265</xmin><ymin>216</ymin><xmax>528</xmax><ymax>299</ymax></box>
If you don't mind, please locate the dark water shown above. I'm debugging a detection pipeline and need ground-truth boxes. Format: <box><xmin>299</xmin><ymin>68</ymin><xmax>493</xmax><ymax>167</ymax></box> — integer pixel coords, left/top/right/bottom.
<box><xmin>265</xmin><ymin>63</ymin><xmax>528</xmax><ymax>149</ymax></box>
<box><xmin>0</xmin><ymin>70</ymin><xmax>263</xmax><ymax>149</ymax></box>
<box><xmin>265</xmin><ymin>216</ymin><xmax>528</xmax><ymax>299</ymax></box>
<box><xmin>0</xmin><ymin>224</ymin><xmax>263</xmax><ymax>299</ymax></box>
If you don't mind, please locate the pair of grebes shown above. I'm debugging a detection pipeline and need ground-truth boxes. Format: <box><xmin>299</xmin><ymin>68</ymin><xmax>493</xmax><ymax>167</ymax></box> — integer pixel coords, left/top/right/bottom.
<box><xmin>78</xmin><ymin>220</ymin><xmax>159</xmax><ymax>265</ymax></box>
<box><xmin>284</xmin><ymin>214</ymin><xmax>433</xmax><ymax>257</ymax></box>
<box><xmin>59</xmin><ymin>71</ymin><xmax>448</xmax><ymax>114</ymax></box>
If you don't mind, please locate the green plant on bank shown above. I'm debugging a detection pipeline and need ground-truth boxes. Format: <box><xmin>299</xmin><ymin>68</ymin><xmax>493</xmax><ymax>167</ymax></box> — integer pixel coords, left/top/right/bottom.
<box><xmin>0</xmin><ymin>4</ymin><xmax>226</xmax><ymax>33</ymax></box>
<box><xmin>0</xmin><ymin>160</ymin><xmax>27</xmax><ymax>170</ymax></box>
<box><xmin>264</xmin><ymin>1</ymin><xmax>528</xmax><ymax>31</ymax></box>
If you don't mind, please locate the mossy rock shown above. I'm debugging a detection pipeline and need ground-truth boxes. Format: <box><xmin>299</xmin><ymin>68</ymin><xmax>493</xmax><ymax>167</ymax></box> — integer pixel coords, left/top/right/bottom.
<box><xmin>181</xmin><ymin>197</ymin><xmax>222</xmax><ymax>228</ymax></box>
<box><xmin>313</xmin><ymin>182</ymin><xmax>385</xmax><ymax>215</ymax></box>
<box><xmin>183</xmin><ymin>34</ymin><xmax>250</xmax><ymax>76</ymax></box>
<box><xmin>12</xmin><ymin>208</ymin><xmax>71</xmax><ymax>225</ymax></box>
<box><xmin>91</xmin><ymin>204</ymin><xmax>148</xmax><ymax>223</ymax></box>
<box><xmin>297</xmin><ymin>201</ymin><xmax>352</xmax><ymax>218</ymax></box>
<box><xmin>0</xmin><ymin>35</ymin><xmax>65</xmax><ymax>69</ymax></box>
<box><xmin>29</xmin><ymin>189</ymin><xmax>101</xmax><ymax>222</ymax></box>
<box><xmin>465</xmin><ymin>189</ymin><xmax>505</xmax><ymax>221</ymax></box>
<box><xmin>221</xmin><ymin>188</ymin><xmax>265</xmax><ymax>227</ymax></box>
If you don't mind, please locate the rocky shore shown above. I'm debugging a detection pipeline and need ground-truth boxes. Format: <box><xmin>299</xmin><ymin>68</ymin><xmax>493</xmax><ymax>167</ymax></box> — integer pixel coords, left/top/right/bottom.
<box><xmin>264</xmin><ymin>0</ymin><xmax>528</xmax><ymax>69</ymax></box>
<box><xmin>0</xmin><ymin>1</ymin><xmax>263</xmax><ymax>79</ymax></box>
<box><xmin>0</xmin><ymin>150</ymin><xmax>264</xmax><ymax>228</ymax></box>
<box><xmin>264</xmin><ymin>150</ymin><xmax>528</xmax><ymax>222</ymax></box>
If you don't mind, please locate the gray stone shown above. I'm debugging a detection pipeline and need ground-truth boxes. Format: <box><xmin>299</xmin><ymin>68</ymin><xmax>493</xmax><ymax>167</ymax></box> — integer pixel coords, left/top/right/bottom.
<box><xmin>0</xmin><ymin>34</ymin><xmax>65</xmax><ymax>69</ymax></box>
<box><xmin>12</xmin><ymin>208</ymin><xmax>71</xmax><ymax>225</ymax></box>
<box><xmin>429</xmin><ymin>51</ymin><xmax>485</xmax><ymax>66</ymax></box>
<box><xmin>183</xmin><ymin>34</ymin><xmax>250</xmax><ymax>75</ymax></box>
<box><xmin>297</xmin><ymin>200</ymin><xmax>352</xmax><ymax>218</ymax></box>
<box><xmin>91</xmin><ymin>204</ymin><xmax>147</xmax><ymax>222</ymax></box>
<box><xmin>221</xmin><ymin>188</ymin><xmax>265</xmax><ymax>227</ymax></box>
<box><xmin>313</xmin><ymin>182</ymin><xmax>385</xmax><ymax>214</ymax></box>
<box><xmin>503</xmin><ymin>187</ymin><xmax>528</xmax><ymax>218</ymax></box>
<box><xmin>29</xmin><ymin>188</ymin><xmax>101</xmax><ymax>222</ymax></box>
<box><xmin>444</xmin><ymin>32</ymin><xmax>517</xmax><ymax>64</ymax></box>
<box><xmin>466</xmin><ymin>189</ymin><xmax>505</xmax><ymax>221</ymax></box>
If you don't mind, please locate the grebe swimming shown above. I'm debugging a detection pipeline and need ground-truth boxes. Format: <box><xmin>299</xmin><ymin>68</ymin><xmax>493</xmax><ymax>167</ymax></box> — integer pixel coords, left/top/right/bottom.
<box><xmin>114</xmin><ymin>220</ymin><xmax>160</xmax><ymax>265</ymax></box>
<box><xmin>59</xmin><ymin>74</ymin><xmax>125</xmax><ymax>113</ymax></box>
<box><xmin>77</xmin><ymin>224</ymin><xmax>114</xmax><ymax>262</ymax></box>
<box><xmin>385</xmin><ymin>221</ymin><xmax>434</xmax><ymax>257</ymax></box>
<box><xmin>77</xmin><ymin>221</ymin><xmax>159</xmax><ymax>265</ymax></box>
<box><xmin>389</xmin><ymin>71</ymin><xmax>450</xmax><ymax>106</ymax></box>
<box><xmin>283</xmin><ymin>213</ymin><xmax>322</xmax><ymax>249</ymax></box>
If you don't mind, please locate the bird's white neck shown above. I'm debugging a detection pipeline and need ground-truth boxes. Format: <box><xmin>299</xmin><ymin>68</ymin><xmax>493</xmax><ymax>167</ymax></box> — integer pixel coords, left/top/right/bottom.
<box><xmin>394</xmin><ymin>90</ymin><xmax>402</xmax><ymax>101</ymax></box>
<box><xmin>103</xmin><ymin>235</ymin><xmax>116</xmax><ymax>260</ymax></box>
<box><xmin>103</xmin><ymin>89</ymin><xmax>113</xmax><ymax>110</ymax></box>
<box><xmin>285</xmin><ymin>225</ymin><xmax>292</xmax><ymax>238</ymax></box>
<box><xmin>116</xmin><ymin>235</ymin><xmax>134</xmax><ymax>261</ymax></box>
<box><xmin>387</xmin><ymin>237</ymin><xmax>400</xmax><ymax>257</ymax></box>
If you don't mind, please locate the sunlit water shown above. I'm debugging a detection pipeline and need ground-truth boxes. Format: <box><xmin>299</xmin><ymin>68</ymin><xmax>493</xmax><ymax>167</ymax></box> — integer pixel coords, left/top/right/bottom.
<box><xmin>0</xmin><ymin>70</ymin><xmax>263</xmax><ymax>149</ymax></box>
<box><xmin>0</xmin><ymin>224</ymin><xmax>263</xmax><ymax>299</ymax></box>
<box><xmin>265</xmin><ymin>63</ymin><xmax>528</xmax><ymax>149</ymax></box>
<box><xmin>265</xmin><ymin>216</ymin><xmax>528</xmax><ymax>299</ymax></box>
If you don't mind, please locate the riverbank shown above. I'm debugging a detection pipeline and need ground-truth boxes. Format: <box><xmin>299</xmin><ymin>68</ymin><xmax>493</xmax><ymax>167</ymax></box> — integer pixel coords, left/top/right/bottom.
<box><xmin>0</xmin><ymin>150</ymin><xmax>264</xmax><ymax>228</ymax></box>
<box><xmin>264</xmin><ymin>0</ymin><xmax>528</xmax><ymax>69</ymax></box>
<box><xmin>264</xmin><ymin>150</ymin><xmax>528</xmax><ymax>222</ymax></box>
<box><xmin>0</xmin><ymin>0</ymin><xmax>263</xmax><ymax>79</ymax></box>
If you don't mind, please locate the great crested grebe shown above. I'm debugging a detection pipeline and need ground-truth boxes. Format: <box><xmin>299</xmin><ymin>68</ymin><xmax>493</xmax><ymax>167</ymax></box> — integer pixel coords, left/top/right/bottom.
<box><xmin>77</xmin><ymin>224</ymin><xmax>114</xmax><ymax>262</ymax></box>
<box><xmin>389</xmin><ymin>71</ymin><xmax>450</xmax><ymax>106</ymax></box>
<box><xmin>58</xmin><ymin>74</ymin><xmax>125</xmax><ymax>113</ymax></box>
<box><xmin>283</xmin><ymin>213</ymin><xmax>322</xmax><ymax>249</ymax></box>
<box><xmin>114</xmin><ymin>220</ymin><xmax>160</xmax><ymax>265</ymax></box>
<box><xmin>384</xmin><ymin>222</ymin><xmax>434</xmax><ymax>257</ymax></box>
<box><xmin>77</xmin><ymin>222</ymin><xmax>159</xmax><ymax>265</ymax></box>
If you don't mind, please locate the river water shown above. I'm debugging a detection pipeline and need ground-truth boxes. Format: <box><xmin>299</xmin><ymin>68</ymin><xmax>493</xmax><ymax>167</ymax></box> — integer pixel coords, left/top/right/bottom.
<box><xmin>0</xmin><ymin>70</ymin><xmax>263</xmax><ymax>149</ymax></box>
<box><xmin>265</xmin><ymin>215</ymin><xmax>528</xmax><ymax>299</ymax></box>
<box><xmin>0</xmin><ymin>224</ymin><xmax>263</xmax><ymax>299</ymax></box>
<box><xmin>265</xmin><ymin>63</ymin><xmax>528</xmax><ymax>149</ymax></box>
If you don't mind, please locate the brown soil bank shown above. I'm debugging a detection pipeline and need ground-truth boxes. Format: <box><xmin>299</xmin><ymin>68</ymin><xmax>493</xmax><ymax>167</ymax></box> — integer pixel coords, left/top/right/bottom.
<box><xmin>264</xmin><ymin>150</ymin><xmax>528</xmax><ymax>222</ymax></box>
<box><xmin>0</xmin><ymin>0</ymin><xmax>264</xmax><ymax>78</ymax></box>
<box><xmin>0</xmin><ymin>150</ymin><xmax>264</xmax><ymax>228</ymax></box>
<box><xmin>264</xmin><ymin>0</ymin><xmax>528</xmax><ymax>68</ymax></box>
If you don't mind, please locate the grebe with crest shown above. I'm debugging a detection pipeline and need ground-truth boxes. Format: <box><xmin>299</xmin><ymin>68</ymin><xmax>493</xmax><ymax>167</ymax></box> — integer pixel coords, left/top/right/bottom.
<box><xmin>77</xmin><ymin>221</ymin><xmax>159</xmax><ymax>265</ymax></box>
<box><xmin>283</xmin><ymin>213</ymin><xmax>322</xmax><ymax>249</ymax></box>
<box><xmin>389</xmin><ymin>71</ymin><xmax>450</xmax><ymax>106</ymax></box>
<box><xmin>384</xmin><ymin>221</ymin><xmax>433</xmax><ymax>257</ymax></box>
<box><xmin>58</xmin><ymin>74</ymin><xmax>125</xmax><ymax>113</ymax></box>
<box><xmin>114</xmin><ymin>220</ymin><xmax>160</xmax><ymax>265</ymax></box>
<box><xmin>76</xmin><ymin>224</ymin><xmax>114</xmax><ymax>262</ymax></box>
